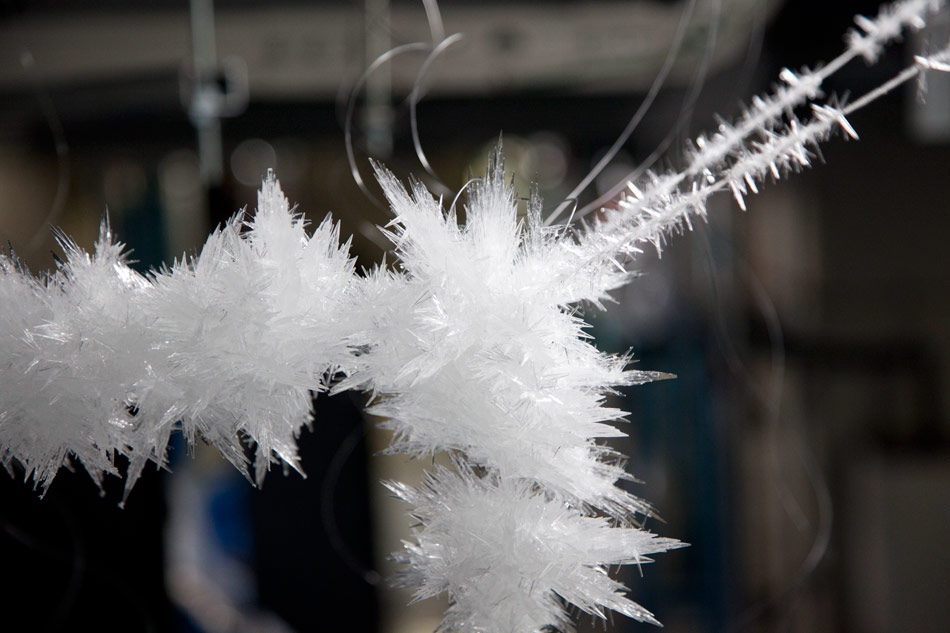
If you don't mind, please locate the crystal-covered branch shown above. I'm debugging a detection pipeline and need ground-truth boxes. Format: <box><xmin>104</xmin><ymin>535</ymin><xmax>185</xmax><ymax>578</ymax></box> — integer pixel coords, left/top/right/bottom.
<box><xmin>1</xmin><ymin>2</ymin><xmax>946</xmax><ymax>632</ymax></box>
<box><xmin>595</xmin><ymin>0</ymin><xmax>943</xmax><ymax>234</ymax></box>
<box><xmin>1</xmin><ymin>174</ymin><xmax>356</xmax><ymax>498</ymax></box>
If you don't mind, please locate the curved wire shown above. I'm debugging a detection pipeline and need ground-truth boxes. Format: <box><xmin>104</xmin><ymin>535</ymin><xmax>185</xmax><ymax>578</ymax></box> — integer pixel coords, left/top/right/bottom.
<box><xmin>335</xmin><ymin>0</ymin><xmax>448</xmax><ymax>124</ymax></box>
<box><xmin>543</xmin><ymin>0</ymin><xmax>698</xmax><ymax>227</ymax></box>
<box><xmin>421</xmin><ymin>0</ymin><xmax>445</xmax><ymax>44</ymax></box>
<box><xmin>573</xmin><ymin>0</ymin><xmax>723</xmax><ymax>223</ymax></box>
<box><xmin>556</xmin><ymin>198</ymin><xmax>579</xmax><ymax>236</ymax></box>
<box><xmin>341</xmin><ymin>0</ymin><xmax>451</xmax><ymax>210</ymax></box>
<box><xmin>448</xmin><ymin>176</ymin><xmax>483</xmax><ymax>215</ymax></box>
<box><xmin>410</xmin><ymin>33</ymin><xmax>465</xmax><ymax>198</ymax></box>
<box><xmin>345</xmin><ymin>41</ymin><xmax>430</xmax><ymax>211</ymax></box>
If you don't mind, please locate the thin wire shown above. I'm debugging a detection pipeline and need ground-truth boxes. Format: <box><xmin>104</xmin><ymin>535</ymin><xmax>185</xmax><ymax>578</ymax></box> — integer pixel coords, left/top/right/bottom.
<box><xmin>341</xmin><ymin>0</ymin><xmax>451</xmax><ymax>208</ymax></box>
<box><xmin>448</xmin><ymin>177</ymin><xmax>482</xmax><ymax>215</ymax></box>
<box><xmin>410</xmin><ymin>33</ymin><xmax>465</xmax><ymax>198</ymax></box>
<box><xmin>345</xmin><ymin>41</ymin><xmax>430</xmax><ymax>210</ymax></box>
<box><xmin>573</xmin><ymin>0</ymin><xmax>723</xmax><ymax>223</ymax></box>
<box><xmin>572</xmin><ymin>1</ymin><xmax>934</xmax><ymax>226</ymax></box>
<box><xmin>20</xmin><ymin>51</ymin><xmax>70</xmax><ymax>254</ymax></box>
<box><xmin>666</xmin><ymin>0</ymin><xmax>723</xmax><ymax>156</ymax></box>
<box><xmin>333</xmin><ymin>0</ymin><xmax>452</xmax><ymax>118</ymax></box>
<box><xmin>421</xmin><ymin>0</ymin><xmax>445</xmax><ymax>44</ymax></box>
<box><xmin>580</xmin><ymin>47</ymin><xmax>950</xmax><ymax>254</ymax></box>
<box><xmin>556</xmin><ymin>198</ymin><xmax>579</xmax><ymax>237</ymax></box>
<box><xmin>543</xmin><ymin>0</ymin><xmax>699</xmax><ymax>227</ymax></box>
<box><xmin>844</xmin><ymin>62</ymin><xmax>923</xmax><ymax>114</ymax></box>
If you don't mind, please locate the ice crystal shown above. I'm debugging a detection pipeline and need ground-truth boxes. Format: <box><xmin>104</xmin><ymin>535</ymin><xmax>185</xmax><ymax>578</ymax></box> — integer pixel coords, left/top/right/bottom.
<box><xmin>1</xmin><ymin>1</ymin><xmax>948</xmax><ymax>631</ymax></box>
<box><xmin>387</xmin><ymin>463</ymin><xmax>684</xmax><ymax>632</ymax></box>
<box><xmin>1</xmin><ymin>173</ymin><xmax>355</xmax><ymax>498</ymax></box>
<box><xmin>341</xmin><ymin>152</ymin><xmax>668</xmax><ymax>517</ymax></box>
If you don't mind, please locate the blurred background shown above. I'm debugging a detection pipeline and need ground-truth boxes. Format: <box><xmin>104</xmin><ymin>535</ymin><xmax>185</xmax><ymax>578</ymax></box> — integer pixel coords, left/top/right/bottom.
<box><xmin>1</xmin><ymin>1</ymin><xmax>949</xmax><ymax>632</ymax></box>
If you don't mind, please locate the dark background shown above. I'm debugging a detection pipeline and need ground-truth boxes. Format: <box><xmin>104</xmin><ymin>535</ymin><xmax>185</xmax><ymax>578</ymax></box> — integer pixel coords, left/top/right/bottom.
<box><xmin>1</xmin><ymin>2</ymin><xmax>948</xmax><ymax>632</ymax></box>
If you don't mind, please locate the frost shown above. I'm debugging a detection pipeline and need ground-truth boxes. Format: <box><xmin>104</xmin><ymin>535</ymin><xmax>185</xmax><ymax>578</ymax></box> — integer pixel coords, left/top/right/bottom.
<box><xmin>387</xmin><ymin>463</ymin><xmax>685</xmax><ymax>633</ymax></box>
<box><xmin>344</xmin><ymin>151</ymin><xmax>664</xmax><ymax>515</ymax></box>
<box><xmin>1</xmin><ymin>1</ymin><xmax>948</xmax><ymax>631</ymax></box>
<box><xmin>1</xmin><ymin>172</ymin><xmax>355</xmax><ymax>498</ymax></box>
